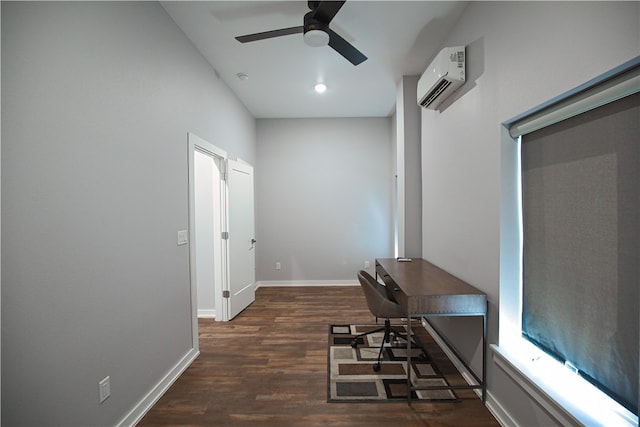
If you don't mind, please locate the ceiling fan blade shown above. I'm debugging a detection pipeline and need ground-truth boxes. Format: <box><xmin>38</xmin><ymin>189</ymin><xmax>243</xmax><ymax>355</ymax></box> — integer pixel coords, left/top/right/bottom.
<box><xmin>311</xmin><ymin>1</ymin><xmax>346</xmax><ymax>23</ymax></box>
<box><xmin>327</xmin><ymin>28</ymin><xmax>367</xmax><ymax>66</ymax></box>
<box><xmin>236</xmin><ymin>26</ymin><xmax>304</xmax><ymax>43</ymax></box>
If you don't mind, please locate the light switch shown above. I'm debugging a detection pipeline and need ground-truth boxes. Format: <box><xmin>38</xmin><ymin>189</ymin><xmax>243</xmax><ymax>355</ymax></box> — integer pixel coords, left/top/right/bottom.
<box><xmin>99</xmin><ymin>376</ymin><xmax>110</xmax><ymax>404</ymax></box>
<box><xmin>177</xmin><ymin>230</ymin><xmax>188</xmax><ymax>246</ymax></box>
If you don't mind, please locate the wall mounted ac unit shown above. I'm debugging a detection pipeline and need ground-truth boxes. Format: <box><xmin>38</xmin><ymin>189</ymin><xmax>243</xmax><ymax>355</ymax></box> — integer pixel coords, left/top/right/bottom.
<box><xmin>417</xmin><ymin>46</ymin><xmax>466</xmax><ymax>110</ymax></box>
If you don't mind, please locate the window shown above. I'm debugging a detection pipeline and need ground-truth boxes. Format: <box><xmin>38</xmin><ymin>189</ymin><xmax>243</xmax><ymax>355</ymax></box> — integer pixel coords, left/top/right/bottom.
<box><xmin>521</xmin><ymin>92</ymin><xmax>639</xmax><ymax>415</ymax></box>
<box><xmin>498</xmin><ymin>56</ymin><xmax>640</xmax><ymax>426</ymax></box>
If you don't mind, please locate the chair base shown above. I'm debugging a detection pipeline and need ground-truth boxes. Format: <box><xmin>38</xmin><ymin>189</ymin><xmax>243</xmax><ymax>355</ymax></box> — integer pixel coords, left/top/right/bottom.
<box><xmin>350</xmin><ymin>320</ymin><xmax>416</xmax><ymax>372</ymax></box>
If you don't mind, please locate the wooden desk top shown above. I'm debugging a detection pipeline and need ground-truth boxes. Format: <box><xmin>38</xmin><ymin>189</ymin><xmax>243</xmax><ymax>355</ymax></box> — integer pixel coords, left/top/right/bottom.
<box><xmin>376</xmin><ymin>258</ymin><xmax>487</xmax><ymax>315</ymax></box>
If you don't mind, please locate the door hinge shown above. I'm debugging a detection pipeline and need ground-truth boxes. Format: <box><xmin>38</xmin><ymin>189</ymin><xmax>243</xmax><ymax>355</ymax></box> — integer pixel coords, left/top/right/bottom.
<box><xmin>221</xmin><ymin>231</ymin><xmax>229</xmax><ymax>240</ymax></box>
<box><xmin>223</xmin><ymin>290</ymin><xmax>230</xmax><ymax>298</ymax></box>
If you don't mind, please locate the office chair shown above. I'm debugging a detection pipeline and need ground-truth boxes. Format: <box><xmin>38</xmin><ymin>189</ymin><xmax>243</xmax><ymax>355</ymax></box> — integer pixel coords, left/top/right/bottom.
<box><xmin>351</xmin><ymin>270</ymin><xmax>413</xmax><ymax>372</ymax></box>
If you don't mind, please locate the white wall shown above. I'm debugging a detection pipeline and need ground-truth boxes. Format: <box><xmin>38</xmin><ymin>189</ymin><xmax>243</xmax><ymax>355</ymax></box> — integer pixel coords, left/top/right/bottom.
<box><xmin>419</xmin><ymin>1</ymin><xmax>638</xmax><ymax>424</ymax></box>
<box><xmin>1</xmin><ymin>2</ymin><xmax>255</xmax><ymax>425</ymax></box>
<box><xmin>255</xmin><ymin>117</ymin><xmax>393</xmax><ymax>282</ymax></box>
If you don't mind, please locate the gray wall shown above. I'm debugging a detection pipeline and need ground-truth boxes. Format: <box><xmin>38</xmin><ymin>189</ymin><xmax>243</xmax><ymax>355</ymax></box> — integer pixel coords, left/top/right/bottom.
<box><xmin>395</xmin><ymin>76</ymin><xmax>422</xmax><ymax>258</ymax></box>
<box><xmin>419</xmin><ymin>1</ymin><xmax>639</xmax><ymax>424</ymax></box>
<box><xmin>255</xmin><ymin>118</ymin><xmax>393</xmax><ymax>282</ymax></box>
<box><xmin>1</xmin><ymin>2</ymin><xmax>255</xmax><ymax>425</ymax></box>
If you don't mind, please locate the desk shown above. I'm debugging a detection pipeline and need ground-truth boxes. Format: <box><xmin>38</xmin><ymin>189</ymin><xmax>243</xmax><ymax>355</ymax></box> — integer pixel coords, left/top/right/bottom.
<box><xmin>375</xmin><ymin>258</ymin><xmax>487</xmax><ymax>403</ymax></box>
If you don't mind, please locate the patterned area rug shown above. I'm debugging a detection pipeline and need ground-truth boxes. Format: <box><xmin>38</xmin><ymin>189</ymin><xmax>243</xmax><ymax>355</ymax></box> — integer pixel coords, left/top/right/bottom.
<box><xmin>327</xmin><ymin>324</ymin><xmax>458</xmax><ymax>402</ymax></box>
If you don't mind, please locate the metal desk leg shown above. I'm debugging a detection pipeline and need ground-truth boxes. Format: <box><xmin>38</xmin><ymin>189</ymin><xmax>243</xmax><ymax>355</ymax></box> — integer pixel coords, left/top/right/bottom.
<box><xmin>482</xmin><ymin>311</ymin><xmax>487</xmax><ymax>403</ymax></box>
<box><xmin>407</xmin><ymin>316</ymin><xmax>412</xmax><ymax>405</ymax></box>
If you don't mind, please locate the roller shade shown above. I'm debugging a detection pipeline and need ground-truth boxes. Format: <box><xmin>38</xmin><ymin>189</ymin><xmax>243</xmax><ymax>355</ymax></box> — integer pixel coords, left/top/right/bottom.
<box><xmin>509</xmin><ymin>59</ymin><xmax>640</xmax><ymax>139</ymax></box>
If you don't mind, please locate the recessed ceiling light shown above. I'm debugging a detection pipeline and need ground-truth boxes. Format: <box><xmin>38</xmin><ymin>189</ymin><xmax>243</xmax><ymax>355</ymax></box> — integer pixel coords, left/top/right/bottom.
<box><xmin>236</xmin><ymin>72</ymin><xmax>249</xmax><ymax>81</ymax></box>
<box><xmin>314</xmin><ymin>83</ymin><xmax>327</xmax><ymax>94</ymax></box>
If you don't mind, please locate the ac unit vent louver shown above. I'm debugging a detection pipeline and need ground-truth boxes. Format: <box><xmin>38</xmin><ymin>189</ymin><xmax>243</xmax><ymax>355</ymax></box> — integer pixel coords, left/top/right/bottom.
<box><xmin>417</xmin><ymin>46</ymin><xmax>466</xmax><ymax>110</ymax></box>
<box><xmin>419</xmin><ymin>79</ymin><xmax>452</xmax><ymax>108</ymax></box>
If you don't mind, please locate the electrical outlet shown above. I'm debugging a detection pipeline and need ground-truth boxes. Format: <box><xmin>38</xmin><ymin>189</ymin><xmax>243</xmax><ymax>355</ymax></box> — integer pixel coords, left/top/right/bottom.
<box><xmin>364</xmin><ymin>260</ymin><xmax>370</xmax><ymax>268</ymax></box>
<box><xmin>275</xmin><ymin>261</ymin><xmax>281</xmax><ymax>270</ymax></box>
<box><xmin>99</xmin><ymin>376</ymin><xmax>110</xmax><ymax>404</ymax></box>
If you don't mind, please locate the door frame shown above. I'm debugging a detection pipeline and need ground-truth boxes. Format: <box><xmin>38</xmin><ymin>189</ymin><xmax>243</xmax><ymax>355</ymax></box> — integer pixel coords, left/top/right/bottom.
<box><xmin>188</xmin><ymin>133</ymin><xmax>228</xmax><ymax>346</ymax></box>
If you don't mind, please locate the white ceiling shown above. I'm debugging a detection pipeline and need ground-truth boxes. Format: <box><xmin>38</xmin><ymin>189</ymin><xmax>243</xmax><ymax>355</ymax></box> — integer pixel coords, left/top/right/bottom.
<box><xmin>161</xmin><ymin>1</ymin><xmax>468</xmax><ymax>118</ymax></box>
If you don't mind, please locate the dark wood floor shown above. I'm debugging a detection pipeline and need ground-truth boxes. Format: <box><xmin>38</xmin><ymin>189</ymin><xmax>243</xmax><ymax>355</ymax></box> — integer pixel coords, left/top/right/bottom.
<box><xmin>139</xmin><ymin>286</ymin><xmax>499</xmax><ymax>426</ymax></box>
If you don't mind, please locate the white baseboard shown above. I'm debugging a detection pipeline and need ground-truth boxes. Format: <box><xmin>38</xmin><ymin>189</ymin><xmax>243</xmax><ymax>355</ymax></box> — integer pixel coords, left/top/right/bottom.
<box><xmin>256</xmin><ymin>280</ymin><xmax>358</xmax><ymax>288</ymax></box>
<box><xmin>484</xmin><ymin>389</ymin><xmax>516</xmax><ymax>427</ymax></box>
<box><xmin>116</xmin><ymin>347</ymin><xmax>199</xmax><ymax>427</ymax></box>
<box><xmin>197</xmin><ymin>309</ymin><xmax>216</xmax><ymax>318</ymax></box>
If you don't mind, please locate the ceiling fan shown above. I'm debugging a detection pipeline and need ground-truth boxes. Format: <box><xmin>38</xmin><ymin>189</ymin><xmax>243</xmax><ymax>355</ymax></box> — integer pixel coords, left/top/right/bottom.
<box><xmin>235</xmin><ymin>1</ymin><xmax>367</xmax><ymax>66</ymax></box>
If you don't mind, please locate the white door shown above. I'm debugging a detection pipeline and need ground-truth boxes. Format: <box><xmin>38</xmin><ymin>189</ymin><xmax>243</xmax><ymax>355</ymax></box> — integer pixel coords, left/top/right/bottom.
<box><xmin>225</xmin><ymin>159</ymin><xmax>256</xmax><ymax>319</ymax></box>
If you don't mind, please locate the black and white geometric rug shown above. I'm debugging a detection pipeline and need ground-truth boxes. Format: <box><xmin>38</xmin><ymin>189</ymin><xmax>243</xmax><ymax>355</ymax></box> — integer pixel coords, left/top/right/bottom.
<box><xmin>327</xmin><ymin>324</ymin><xmax>458</xmax><ymax>402</ymax></box>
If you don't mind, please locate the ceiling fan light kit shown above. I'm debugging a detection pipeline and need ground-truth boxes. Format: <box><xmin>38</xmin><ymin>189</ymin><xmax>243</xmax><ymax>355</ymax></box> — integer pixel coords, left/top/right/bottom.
<box><xmin>235</xmin><ymin>0</ymin><xmax>367</xmax><ymax>66</ymax></box>
<box><xmin>304</xmin><ymin>29</ymin><xmax>330</xmax><ymax>47</ymax></box>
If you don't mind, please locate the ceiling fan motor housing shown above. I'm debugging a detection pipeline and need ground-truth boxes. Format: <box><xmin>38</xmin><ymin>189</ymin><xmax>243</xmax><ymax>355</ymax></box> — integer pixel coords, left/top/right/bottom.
<box><xmin>235</xmin><ymin>1</ymin><xmax>367</xmax><ymax>65</ymax></box>
<box><xmin>303</xmin><ymin>12</ymin><xmax>330</xmax><ymax>47</ymax></box>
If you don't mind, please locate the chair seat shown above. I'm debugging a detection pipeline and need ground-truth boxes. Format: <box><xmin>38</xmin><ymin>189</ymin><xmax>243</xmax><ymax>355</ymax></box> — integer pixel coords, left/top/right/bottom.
<box><xmin>354</xmin><ymin>270</ymin><xmax>414</xmax><ymax>371</ymax></box>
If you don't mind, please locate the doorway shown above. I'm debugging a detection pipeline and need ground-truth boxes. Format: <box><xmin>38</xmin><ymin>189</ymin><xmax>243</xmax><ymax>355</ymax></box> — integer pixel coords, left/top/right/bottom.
<box><xmin>187</xmin><ymin>133</ymin><xmax>256</xmax><ymax>333</ymax></box>
<box><xmin>193</xmin><ymin>149</ymin><xmax>224</xmax><ymax>318</ymax></box>
<box><xmin>188</xmin><ymin>133</ymin><xmax>227</xmax><ymax>332</ymax></box>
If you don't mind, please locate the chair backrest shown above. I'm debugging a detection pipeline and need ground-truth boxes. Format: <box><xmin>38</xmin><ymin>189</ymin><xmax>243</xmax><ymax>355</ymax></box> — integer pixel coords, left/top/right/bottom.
<box><xmin>357</xmin><ymin>270</ymin><xmax>406</xmax><ymax>319</ymax></box>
